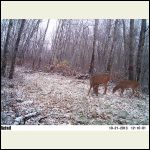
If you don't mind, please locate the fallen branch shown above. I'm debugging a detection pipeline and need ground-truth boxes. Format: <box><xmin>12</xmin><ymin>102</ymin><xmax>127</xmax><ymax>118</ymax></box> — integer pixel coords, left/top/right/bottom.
<box><xmin>38</xmin><ymin>116</ymin><xmax>48</xmax><ymax>123</ymax></box>
<box><xmin>13</xmin><ymin>112</ymin><xmax>40</xmax><ymax>125</ymax></box>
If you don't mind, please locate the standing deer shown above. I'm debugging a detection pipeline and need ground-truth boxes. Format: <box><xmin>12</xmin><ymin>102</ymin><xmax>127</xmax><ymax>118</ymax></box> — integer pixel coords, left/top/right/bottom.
<box><xmin>88</xmin><ymin>73</ymin><xmax>111</xmax><ymax>96</ymax></box>
<box><xmin>113</xmin><ymin>80</ymin><xmax>140</xmax><ymax>97</ymax></box>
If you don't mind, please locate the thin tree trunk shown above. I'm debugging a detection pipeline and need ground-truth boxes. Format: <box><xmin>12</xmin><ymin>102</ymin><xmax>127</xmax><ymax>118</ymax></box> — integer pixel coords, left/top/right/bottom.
<box><xmin>38</xmin><ymin>20</ymin><xmax>50</xmax><ymax>68</ymax></box>
<box><xmin>136</xmin><ymin>19</ymin><xmax>146</xmax><ymax>81</ymax></box>
<box><xmin>128</xmin><ymin>19</ymin><xmax>134</xmax><ymax>80</ymax></box>
<box><xmin>103</xmin><ymin>20</ymin><xmax>112</xmax><ymax>70</ymax></box>
<box><xmin>49</xmin><ymin>20</ymin><xmax>62</xmax><ymax>65</ymax></box>
<box><xmin>106</xmin><ymin>19</ymin><xmax>118</xmax><ymax>73</ymax></box>
<box><xmin>21</xmin><ymin>20</ymin><xmax>41</xmax><ymax>65</ymax></box>
<box><xmin>1</xmin><ymin>19</ymin><xmax>13</xmax><ymax>76</ymax></box>
<box><xmin>9</xmin><ymin>19</ymin><xmax>26</xmax><ymax>79</ymax></box>
<box><xmin>89</xmin><ymin>19</ymin><xmax>99</xmax><ymax>75</ymax></box>
<box><xmin>122</xmin><ymin>19</ymin><xmax>128</xmax><ymax>77</ymax></box>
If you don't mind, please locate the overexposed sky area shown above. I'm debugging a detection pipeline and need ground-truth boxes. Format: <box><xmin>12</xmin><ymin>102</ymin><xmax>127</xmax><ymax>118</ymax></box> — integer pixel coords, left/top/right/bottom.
<box><xmin>41</xmin><ymin>19</ymin><xmax>58</xmax><ymax>44</ymax></box>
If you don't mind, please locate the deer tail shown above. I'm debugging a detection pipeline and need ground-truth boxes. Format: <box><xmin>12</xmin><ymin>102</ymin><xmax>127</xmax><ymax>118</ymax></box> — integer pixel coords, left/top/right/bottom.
<box><xmin>87</xmin><ymin>84</ymin><xmax>92</xmax><ymax>96</ymax></box>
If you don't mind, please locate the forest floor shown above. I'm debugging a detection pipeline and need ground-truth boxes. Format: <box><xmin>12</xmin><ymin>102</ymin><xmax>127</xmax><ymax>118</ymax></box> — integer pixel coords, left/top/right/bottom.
<box><xmin>1</xmin><ymin>67</ymin><xmax>149</xmax><ymax>125</ymax></box>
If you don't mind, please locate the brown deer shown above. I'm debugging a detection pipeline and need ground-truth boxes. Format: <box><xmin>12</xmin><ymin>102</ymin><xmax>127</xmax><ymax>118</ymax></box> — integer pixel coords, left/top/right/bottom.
<box><xmin>87</xmin><ymin>73</ymin><xmax>111</xmax><ymax>96</ymax></box>
<box><xmin>113</xmin><ymin>80</ymin><xmax>140</xmax><ymax>97</ymax></box>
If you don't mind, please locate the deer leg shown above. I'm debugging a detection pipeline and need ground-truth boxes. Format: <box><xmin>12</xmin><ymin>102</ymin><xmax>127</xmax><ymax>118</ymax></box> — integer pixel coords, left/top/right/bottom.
<box><xmin>87</xmin><ymin>85</ymin><xmax>92</xmax><ymax>96</ymax></box>
<box><xmin>131</xmin><ymin>89</ymin><xmax>140</xmax><ymax>98</ymax></box>
<box><xmin>93</xmin><ymin>85</ymin><xmax>99</xmax><ymax>96</ymax></box>
<box><xmin>131</xmin><ymin>89</ymin><xmax>135</xmax><ymax>97</ymax></box>
<box><xmin>135</xmin><ymin>89</ymin><xmax>140</xmax><ymax>98</ymax></box>
<box><xmin>103</xmin><ymin>84</ymin><xmax>107</xmax><ymax>94</ymax></box>
<box><xmin>128</xmin><ymin>89</ymin><xmax>134</xmax><ymax>98</ymax></box>
<box><xmin>133</xmin><ymin>89</ymin><xmax>135</xmax><ymax>95</ymax></box>
<box><xmin>120</xmin><ymin>89</ymin><xmax>124</xmax><ymax>97</ymax></box>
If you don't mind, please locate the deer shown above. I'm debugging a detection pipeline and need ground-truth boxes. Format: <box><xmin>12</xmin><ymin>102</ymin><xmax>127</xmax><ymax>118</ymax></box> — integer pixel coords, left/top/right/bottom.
<box><xmin>87</xmin><ymin>73</ymin><xmax>111</xmax><ymax>96</ymax></box>
<box><xmin>112</xmin><ymin>80</ymin><xmax>140</xmax><ymax>97</ymax></box>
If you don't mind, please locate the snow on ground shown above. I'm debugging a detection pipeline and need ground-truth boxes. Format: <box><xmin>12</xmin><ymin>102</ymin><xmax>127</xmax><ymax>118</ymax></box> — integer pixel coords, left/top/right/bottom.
<box><xmin>1</xmin><ymin>67</ymin><xmax>149</xmax><ymax>125</ymax></box>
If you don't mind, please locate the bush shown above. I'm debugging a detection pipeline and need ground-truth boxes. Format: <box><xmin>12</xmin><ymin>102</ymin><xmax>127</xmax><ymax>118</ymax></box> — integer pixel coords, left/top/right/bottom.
<box><xmin>42</xmin><ymin>60</ymin><xmax>77</xmax><ymax>76</ymax></box>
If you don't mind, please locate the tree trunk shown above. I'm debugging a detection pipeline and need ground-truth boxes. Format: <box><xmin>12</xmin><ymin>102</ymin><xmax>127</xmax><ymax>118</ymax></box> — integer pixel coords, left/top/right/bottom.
<box><xmin>128</xmin><ymin>19</ymin><xmax>134</xmax><ymax>80</ymax></box>
<box><xmin>122</xmin><ymin>19</ymin><xmax>128</xmax><ymax>77</ymax></box>
<box><xmin>106</xmin><ymin>19</ymin><xmax>118</xmax><ymax>73</ymax></box>
<box><xmin>89</xmin><ymin>19</ymin><xmax>99</xmax><ymax>75</ymax></box>
<box><xmin>49</xmin><ymin>20</ymin><xmax>62</xmax><ymax>65</ymax></box>
<box><xmin>103</xmin><ymin>20</ymin><xmax>112</xmax><ymax>70</ymax></box>
<box><xmin>1</xmin><ymin>19</ymin><xmax>13</xmax><ymax>77</ymax></box>
<box><xmin>9</xmin><ymin>19</ymin><xmax>26</xmax><ymax>79</ymax></box>
<box><xmin>21</xmin><ymin>20</ymin><xmax>41</xmax><ymax>65</ymax></box>
<box><xmin>38</xmin><ymin>20</ymin><xmax>50</xmax><ymax>68</ymax></box>
<box><xmin>136</xmin><ymin>19</ymin><xmax>146</xmax><ymax>81</ymax></box>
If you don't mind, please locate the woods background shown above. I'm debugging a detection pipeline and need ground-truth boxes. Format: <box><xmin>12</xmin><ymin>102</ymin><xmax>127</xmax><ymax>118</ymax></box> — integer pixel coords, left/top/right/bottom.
<box><xmin>1</xmin><ymin>19</ymin><xmax>149</xmax><ymax>94</ymax></box>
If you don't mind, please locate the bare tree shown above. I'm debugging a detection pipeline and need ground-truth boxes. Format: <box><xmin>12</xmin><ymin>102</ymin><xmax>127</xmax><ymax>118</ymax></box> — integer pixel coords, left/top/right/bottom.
<box><xmin>106</xmin><ymin>19</ymin><xmax>118</xmax><ymax>72</ymax></box>
<box><xmin>128</xmin><ymin>19</ymin><xmax>135</xmax><ymax>80</ymax></box>
<box><xmin>37</xmin><ymin>20</ymin><xmax>50</xmax><ymax>68</ymax></box>
<box><xmin>122</xmin><ymin>19</ymin><xmax>128</xmax><ymax>77</ymax></box>
<box><xmin>20</xmin><ymin>20</ymin><xmax>41</xmax><ymax>65</ymax></box>
<box><xmin>101</xmin><ymin>19</ymin><xmax>112</xmax><ymax>70</ymax></box>
<box><xmin>50</xmin><ymin>19</ymin><xmax>64</xmax><ymax>65</ymax></box>
<box><xmin>1</xmin><ymin>19</ymin><xmax>13</xmax><ymax>76</ymax></box>
<box><xmin>9</xmin><ymin>19</ymin><xmax>26</xmax><ymax>79</ymax></box>
<box><xmin>1</xmin><ymin>19</ymin><xmax>148</xmax><ymax>92</ymax></box>
<box><xmin>89</xmin><ymin>19</ymin><xmax>99</xmax><ymax>75</ymax></box>
<box><xmin>136</xmin><ymin>19</ymin><xmax>147</xmax><ymax>81</ymax></box>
